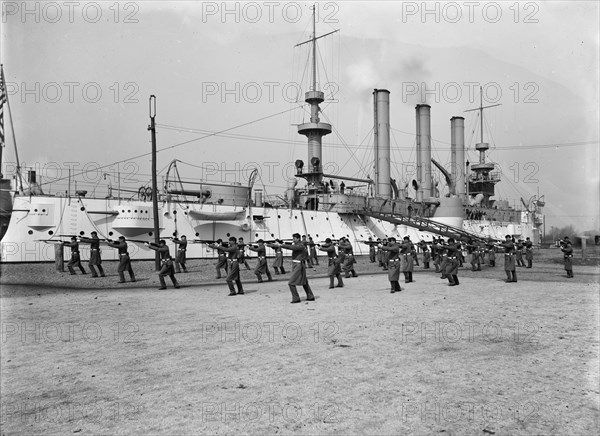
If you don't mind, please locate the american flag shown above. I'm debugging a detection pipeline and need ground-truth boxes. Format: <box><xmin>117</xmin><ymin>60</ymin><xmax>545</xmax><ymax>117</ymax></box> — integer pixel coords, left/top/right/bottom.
<box><xmin>0</xmin><ymin>65</ymin><xmax>6</xmax><ymax>148</ymax></box>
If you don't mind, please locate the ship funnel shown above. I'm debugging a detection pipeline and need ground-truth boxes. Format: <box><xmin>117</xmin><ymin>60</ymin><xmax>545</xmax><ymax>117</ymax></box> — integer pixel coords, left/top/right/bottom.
<box><xmin>416</xmin><ymin>104</ymin><xmax>432</xmax><ymax>201</ymax></box>
<box><xmin>373</xmin><ymin>89</ymin><xmax>391</xmax><ymax>200</ymax></box>
<box><xmin>450</xmin><ymin>116</ymin><xmax>465</xmax><ymax>197</ymax></box>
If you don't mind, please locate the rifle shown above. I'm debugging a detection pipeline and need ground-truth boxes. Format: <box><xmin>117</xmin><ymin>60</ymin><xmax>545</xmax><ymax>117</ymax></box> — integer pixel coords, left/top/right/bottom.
<box><xmin>36</xmin><ymin>239</ymin><xmax>67</xmax><ymax>244</ymax></box>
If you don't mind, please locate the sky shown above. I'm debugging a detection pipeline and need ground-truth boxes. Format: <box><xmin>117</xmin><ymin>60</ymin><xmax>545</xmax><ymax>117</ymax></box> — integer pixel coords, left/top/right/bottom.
<box><xmin>1</xmin><ymin>1</ymin><xmax>599</xmax><ymax>233</ymax></box>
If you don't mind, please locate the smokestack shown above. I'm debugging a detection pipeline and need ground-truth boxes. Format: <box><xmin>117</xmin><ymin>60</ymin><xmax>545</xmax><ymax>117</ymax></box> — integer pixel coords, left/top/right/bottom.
<box><xmin>373</xmin><ymin>89</ymin><xmax>391</xmax><ymax>200</ymax></box>
<box><xmin>450</xmin><ymin>116</ymin><xmax>465</xmax><ymax>197</ymax></box>
<box><xmin>415</xmin><ymin>106</ymin><xmax>421</xmax><ymax>197</ymax></box>
<box><xmin>416</xmin><ymin>104</ymin><xmax>432</xmax><ymax>200</ymax></box>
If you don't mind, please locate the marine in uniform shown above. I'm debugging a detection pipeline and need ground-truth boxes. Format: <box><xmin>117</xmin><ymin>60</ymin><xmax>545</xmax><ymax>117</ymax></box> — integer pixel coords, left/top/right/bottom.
<box><xmin>379</xmin><ymin>238</ymin><xmax>389</xmax><ymax>270</ymax></box>
<box><xmin>438</xmin><ymin>239</ymin><xmax>449</xmax><ymax>279</ymax></box>
<box><xmin>107</xmin><ymin>236</ymin><xmax>136</xmax><ymax>283</ymax></box>
<box><xmin>418</xmin><ymin>241</ymin><xmax>431</xmax><ymax>269</ymax></box>
<box><xmin>79</xmin><ymin>232</ymin><xmax>105</xmax><ymax>277</ymax></box>
<box><xmin>318</xmin><ymin>238</ymin><xmax>344</xmax><ymax>288</ymax></box>
<box><xmin>364</xmin><ymin>237</ymin><xmax>377</xmax><ymax>263</ymax></box>
<box><xmin>301</xmin><ymin>235</ymin><xmax>314</xmax><ymax>268</ymax></box>
<box><xmin>266</xmin><ymin>239</ymin><xmax>286</xmax><ymax>274</ymax></box>
<box><xmin>146</xmin><ymin>240</ymin><xmax>180</xmax><ymax>290</ymax></box>
<box><xmin>560</xmin><ymin>237</ymin><xmax>574</xmax><ymax>278</ymax></box>
<box><xmin>172</xmin><ymin>235</ymin><xmax>188</xmax><ymax>273</ymax></box>
<box><xmin>248</xmin><ymin>240</ymin><xmax>273</xmax><ymax>282</ymax></box>
<box><xmin>212</xmin><ymin>239</ymin><xmax>228</xmax><ymax>279</ymax></box>
<box><xmin>442</xmin><ymin>238</ymin><xmax>460</xmax><ymax>286</ymax></box>
<box><xmin>380</xmin><ymin>237</ymin><xmax>402</xmax><ymax>293</ymax></box>
<box><xmin>211</xmin><ymin>237</ymin><xmax>244</xmax><ymax>296</ymax></box>
<box><xmin>279</xmin><ymin>233</ymin><xmax>315</xmax><ymax>303</ymax></box>
<box><xmin>524</xmin><ymin>237</ymin><xmax>534</xmax><ymax>268</ymax></box>
<box><xmin>237</xmin><ymin>237</ymin><xmax>252</xmax><ymax>270</ymax></box>
<box><xmin>515</xmin><ymin>239</ymin><xmax>526</xmax><ymax>267</ymax></box>
<box><xmin>308</xmin><ymin>237</ymin><xmax>319</xmax><ymax>266</ymax></box>
<box><xmin>63</xmin><ymin>236</ymin><xmax>87</xmax><ymax>275</ymax></box>
<box><xmin>486</xmin><ymin>240</ymin><xmax>496</xmax><ymax>267</ymax></box>
<box><xmin>431</xmin><ymin>238</ymin><xmax>441</xmax><ymax>272</ymax></box>
<box><xmin>339</xmin><ymin>237</ymin><xmax>358</xmax><ymax>278</ymax></box>
<box><xmin>499</xmin><ymin>235</ymin><xmax>517</xmax><ymax>282</ymax></box>
<box><xmin>400</xmin><ymin>236</ymin><xmax>414</xmax><ymax>283</ymax></box>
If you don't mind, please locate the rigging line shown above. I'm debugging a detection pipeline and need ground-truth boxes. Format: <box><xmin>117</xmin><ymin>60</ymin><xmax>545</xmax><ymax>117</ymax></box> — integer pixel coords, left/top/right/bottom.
<box><xmin>36</xmin><ymin>107</ymin><xmax>299</xmax><ymax>188</ymax></box>
<box><xmin>353</xmin><ymin>127</ymin><xmax>375</xmax><ymax>180</ymax></box>
<box><xmin>155</xmin><ymin>123</ymin><xmax>598</xmax><ymax>151</ymax></box>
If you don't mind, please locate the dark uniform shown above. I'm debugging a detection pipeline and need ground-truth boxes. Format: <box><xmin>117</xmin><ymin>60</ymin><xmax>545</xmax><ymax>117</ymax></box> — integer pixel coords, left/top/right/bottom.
<box><xmin>500</xmin><ymin>236</ymin><xmax>517</xmax><ymax>282</ymax></box>
<box><xmin>266</xmin><ymin>240</ymin><xmax>286</xmax><ymax>274</ymax></box>
<box><xmin>486</xmin><ymin>241</ymin><xmax>496</xmax><ymax>267</ymax></box>
<box><xmin>308</xmin><ymin>237</ymin><xmax>319</xmax><ymax>266</ymax></box>
<box><xmin>212</xmin><ymin>238</ymin><xmax>244</xmax><ymax>296</ymax></box>
<box><xmin>339</xmin><ymin>238</ymin><xmax>358</xmax><ymax>278</ymax></box>
<box><xmin>364</xmin><ymin>237</ymin><xmax>377</xmax><ymax>263</ymax></box>
<box><xmin>63</xmin><ymin>237</ymin><xmax>87</xmax><ymax>275</ymax></box>
<box><xmin>431</xmin><ymin>238</ymin><xmax>441</xmax><ymax>272</ymax></box>
<box><xmin>79</xmin><ymin>232</ymin><xmax>105</xmax><ymax>277</ymax></box>
<box><xmin>279</xmin><ymin>234</ymin><xmax>315</xmax><ymax>303</ymax></box>
<box><xmin>318</xmin><ymin>239</ymin><xmax>344</xmax><ymax>288</ymax></box>
<box><xmin>443</xmin><ymin>239</ymin><xmax>460</xmax><ymax>286</ymax></box>
<box><xmin>172</xmin><ymin>236</ymin><xmax>188</xmax><ymax>273</ymax></box>
<box><xmin>438</xmin><ymin>240</ymin><xmax>449</xmax><ymax>279</ymax></box>
<box><xmin>380</xmin><ymin>238</ymin><xmax>402</xmax><ymax>293</ymax></box>
<box><xmin>213</xmin><ymin>239</ymin><xmax>228</xmax><ymax>279</ymax></box>
<box><xmin>418</xmin><ymin>241</ymin><xmax>431</xmax><ymax>269</ymax></box>
<box><xmin>515</xmin><ymin>240</ymin><xmax>526</xmax><ymax>267</ymax></box>
<box><xmin>410</xmin><ymin>240</ymin><xmax>419</xmax><ymax>267</ymax></box>
<box><xmin>524</xmin><ymin>237</ymin><xmax>533</xmax><ymax>268</ymax></box>
<box><xmin>248</xmin><ymin>240</ymin><xmax>273</xmax><ymax>282</ymax></box>
<box><xmin>379</xmin><ymin>239</ymin><xmax>389</xmax><ymax>270</ymax></box>
<box><xmin>301</xmin><ymin>236</ymin><xmax>314</xmax><ymax>268</ymax></box>
<box><xmin>466</xmin><ymin>239</ymin><xmax>481</xmax><ymax>271</ymax></box>
<box><xmin>561</xmin><ymin>237</ymin><xmax>574</xmax><ymax>278</ymax></box>
<box><xmin>237</xmin><ymin>238</ymin><xmax>252</xmax><ymax>270</ymax></box>
<box><xmin>400</xmin><ymin>237</ymin><xmax>414</xmax><ymax>283</ymax></box>
<box><xmin>146</xmin><ymin>240</ymin><xmax>180</xmax><ymax>290</ymax></box>
<box><xmin>107</xmin><ymin>237</ymin><xmax>136</xmax><ymax>283</ymax></box>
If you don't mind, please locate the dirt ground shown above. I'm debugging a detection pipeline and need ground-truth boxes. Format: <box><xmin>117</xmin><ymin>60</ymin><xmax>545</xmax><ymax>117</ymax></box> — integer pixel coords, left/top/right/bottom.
<box><xmin>1</xmin><ymin>248</ymin><xmax>599</xmax><ymax>435</ymax></box>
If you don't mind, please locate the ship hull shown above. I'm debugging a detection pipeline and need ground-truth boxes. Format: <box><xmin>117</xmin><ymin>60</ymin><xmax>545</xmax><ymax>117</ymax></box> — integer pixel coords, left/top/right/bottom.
<box><xmin>0</xmin><ymin>194</ymin><xmax>538</xmax><ymax>263</ymax></box>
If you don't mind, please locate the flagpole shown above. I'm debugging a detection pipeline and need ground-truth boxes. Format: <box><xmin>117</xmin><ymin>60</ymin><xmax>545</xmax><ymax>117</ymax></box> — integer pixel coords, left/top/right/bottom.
<box><xmin>0</xmin><ymin>64</ymin><xmax>23</xmax><ymax>192</ymax></box>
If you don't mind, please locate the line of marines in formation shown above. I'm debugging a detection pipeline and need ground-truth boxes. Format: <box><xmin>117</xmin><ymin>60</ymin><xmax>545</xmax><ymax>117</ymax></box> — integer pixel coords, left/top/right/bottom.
<box><xmin>59</xmin><ymin>230</ymin><xmax>575</xmax><ymax>302</ymax></box>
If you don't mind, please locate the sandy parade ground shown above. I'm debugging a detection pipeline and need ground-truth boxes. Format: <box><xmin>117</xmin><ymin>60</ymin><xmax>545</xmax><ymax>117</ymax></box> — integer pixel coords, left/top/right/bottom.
<box><xmin>1</xmin><ymin>248</ymin><xmax>599</xmax><ymax>435</ymax></box>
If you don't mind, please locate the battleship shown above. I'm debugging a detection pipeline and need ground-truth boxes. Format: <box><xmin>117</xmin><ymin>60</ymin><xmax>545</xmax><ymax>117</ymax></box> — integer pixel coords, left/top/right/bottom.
<box><xmin>0</xmin><ymin>10</ymin><xmax>544</xmax><ymax>263</ymax></box>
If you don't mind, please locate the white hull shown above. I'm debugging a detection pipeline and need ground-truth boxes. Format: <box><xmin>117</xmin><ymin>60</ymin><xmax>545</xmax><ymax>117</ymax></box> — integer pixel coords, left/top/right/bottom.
<box><xmin>0</xmin><ymin>195</ymin><xmax>538</xmax><ymax>263</ymax></box>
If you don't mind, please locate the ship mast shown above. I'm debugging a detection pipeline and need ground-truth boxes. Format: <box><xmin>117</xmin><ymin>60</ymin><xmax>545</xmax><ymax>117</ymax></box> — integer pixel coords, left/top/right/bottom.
<box><xmin>464</xmin><ymin>87</ymin><xmax>501</xmax><ymax>208</ymax></box>
<box><xmin>295</xmin><ymin>5</ymin><xmax>337</xmax><ymax>192</ymax></box>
